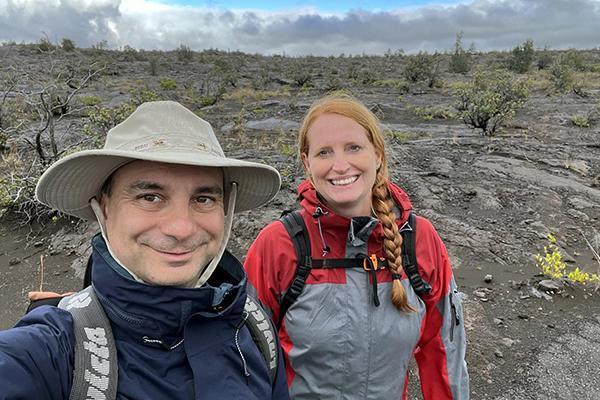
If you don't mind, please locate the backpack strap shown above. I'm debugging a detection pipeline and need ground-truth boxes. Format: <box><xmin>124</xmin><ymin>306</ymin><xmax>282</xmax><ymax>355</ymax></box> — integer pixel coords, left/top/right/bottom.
<box><xmin>243</xmin><ymin>296</ymin><xmax>279</xmax><ymax>383</ymax></box>
<box><xmin>278</xmin><ymin>210</ymin><xmax>312</xmax><ymax>329</ymax></box>
<box><xmin>58</xmin><ymin>286</ymin><xmax>118</xmax><ymax>400</ymax></box>
<box><xmin>400</xmin><ymin>212</ymin><xmax>432</xmax><ymax>297</ymax></box>
<box><xmin>277</xmin><ymin>210</ymin><xmax>433</xmax><ymax>326</ymax></box>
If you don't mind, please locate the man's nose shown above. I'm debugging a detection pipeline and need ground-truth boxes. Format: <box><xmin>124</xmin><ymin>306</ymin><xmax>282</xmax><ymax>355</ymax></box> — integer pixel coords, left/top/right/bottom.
<box><xmin>160</xmin><ymin>205</ymin><xmax>196</xmax><ymax>240</ymax></box>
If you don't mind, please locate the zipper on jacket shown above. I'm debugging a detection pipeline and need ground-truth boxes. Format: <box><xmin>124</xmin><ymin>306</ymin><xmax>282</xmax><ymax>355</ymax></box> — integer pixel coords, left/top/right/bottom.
<box><xmin>235</xmin><ymin>311</ymin><xmax>251</xmax><ymax>384</ymax></box>
<box><xmin>312</xmin><ymin>206</ymin><xmax>331</xmax><ymax>256</ymax></box>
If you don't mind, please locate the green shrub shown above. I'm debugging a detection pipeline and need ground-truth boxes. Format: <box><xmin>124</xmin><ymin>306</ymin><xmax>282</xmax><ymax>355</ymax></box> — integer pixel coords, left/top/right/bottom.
<box><xmin>549</xmin><ymin>56</ymin><xmax>576</xmax><ymax>93</ymax></box>
<box><xmin>412</xmin><ymin>105</ymin><xmax>457</xmax><ymax>120</ymax></box>
<box><xmin>0</xmin><ymin>151</ymin><xmax>49</xmax><ymax>221</ymax></box>
<box><xmin>130</xmin><ymin>85</ymin><xmax>159</xmax><ymax>105</ymax></box>
<box><xmin>374</xmin><ymin>79</ymin><xmax>410</xmax><ymax>93</ymax></box>
<box><xmin>535</xmin><ymin>234</ymin><xmax>599</xmax><ymax>285</ymax></box>
<box><xmin>448</xmin><ymin>32</ymin><xmax>471</xmax><ymax>74</ymax></box>
<box><xmin>84</xmin><ymin>103</ymin><xmax>136</xmax><ymax>147</ymax></box>
<box><xmin>122</xmin><ymin>45</ymin><xmax>140</xmax><ymax>61</ymax></box>
<box><xmin>78</xmin><ymin>95</ymin><xmax>102</xmax><ymax>107</ymax></box>
<box><xmin>176</xmin><ymin>44</ymin><xmax>194</xmax><ymax>62</ymax></box>
<box><xmin>537</xmin><ymin>45</ymin><xmax>553</xmax><ymax>70</ymax></box>
<box><xmin>403</xmin><ymin>51</ymin><xmax>441</xmax><ymax>87</ymax></box>
<box><xmin>571</xmin><ymin>114</ymin><xmax>590</xmax><ymax>128</ymax></box>
<box><xmin>61</xmin><ymin>38</ymin><xmax>76</xmax><ymax>52</ymax></box>
<box><xmin>148</xmin><ymin>56</ymin><xmax>160</xmax><ymax>76</ymax></box>
<box><xmin>92</xmin><ymin>40</ymin><xmax>108</xmax><ymax>51</ymax></box>
<box><xmin>561</xmin><ymin>49</ymin><xmax>586</xmax><ymax>71</ymax></box>
<box><xmin>278</xmin><ymin>143</ymin><xmax>296</xmax><ymax>157</ymax></box>
<box><xmin>508</xmin><ymin>39</ymin><xmax>534</xmax><ymax>73</ymax></box>
<box><xmin>384</xmin><ymin>130</ymin><xmax>415</xmax><ymax>143</ymax></box>
<box><xmin>456</xmin><ymin>69</ymin><xmax>529</xmax><ymax>135</ymax></box>
<box><xmin>159</xmin><ymin>78</ymin><xmax>177</xmax><ymax>90</ymax></box>
<box><xmin>288</xmin><ymin>62</ymin><xmax>312</xmax><ymax>87</ymax></box>
<box><xmin>37</xmin><ymin>36</ymin><xmax>55</xmax><ymax>53</ymax></box>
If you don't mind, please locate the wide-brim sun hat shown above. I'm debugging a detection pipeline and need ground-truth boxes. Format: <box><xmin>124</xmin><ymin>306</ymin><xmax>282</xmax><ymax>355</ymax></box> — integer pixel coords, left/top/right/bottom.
<box><xmin>36</xmin><ymin>100</ymin><xmax>281</xmax><ymax>221</ymax></box>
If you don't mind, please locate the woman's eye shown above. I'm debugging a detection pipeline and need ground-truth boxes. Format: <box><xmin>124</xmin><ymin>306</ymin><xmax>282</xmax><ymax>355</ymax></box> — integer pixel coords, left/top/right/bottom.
<box><xmin>348</xmin><ymin>144</ymin><xmax>361</xmax><ymax>152</ymax></box>
<box><xmin>317</xmin><ymin>149</ymin><xmax>330</xmax><ymax>157</ymax></box>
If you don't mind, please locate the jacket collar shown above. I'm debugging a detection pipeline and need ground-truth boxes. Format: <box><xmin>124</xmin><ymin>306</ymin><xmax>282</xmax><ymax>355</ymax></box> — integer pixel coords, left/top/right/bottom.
<box><xmin>297</xmin><ymin>179</ymin><xmax>413</xmax><ymax>226</ymax></box>
<box><xmin>90</xmin><ymin>234</ymin><xmax>246</xmax><ymax>340</ymax></box>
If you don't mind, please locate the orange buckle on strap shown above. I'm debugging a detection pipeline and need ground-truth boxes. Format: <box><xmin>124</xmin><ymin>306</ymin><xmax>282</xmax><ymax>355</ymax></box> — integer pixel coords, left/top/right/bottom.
<box><xmin>363</xmin><ymin>254</ymin><xmax>380</xmax><ymax>271</ymax></box>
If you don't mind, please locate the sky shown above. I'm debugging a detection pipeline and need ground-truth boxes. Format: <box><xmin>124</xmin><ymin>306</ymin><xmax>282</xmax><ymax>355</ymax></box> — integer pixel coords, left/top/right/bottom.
<box><xmin>0</xmin><ymin>0</ymin><xmax>598</xmax><ymax>56</ymax></box>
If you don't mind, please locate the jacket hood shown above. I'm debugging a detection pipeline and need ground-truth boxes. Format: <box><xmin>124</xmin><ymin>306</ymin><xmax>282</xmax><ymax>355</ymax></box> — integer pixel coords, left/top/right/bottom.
<box><xmin>297</xmin><ymin>179</ymin><xmax>413</xmax><ymax>224</ymax></box>
<box><xmin>90</xmin><ymin>234</ymin><xmax>247</xmax><ymax>343</ymax></box>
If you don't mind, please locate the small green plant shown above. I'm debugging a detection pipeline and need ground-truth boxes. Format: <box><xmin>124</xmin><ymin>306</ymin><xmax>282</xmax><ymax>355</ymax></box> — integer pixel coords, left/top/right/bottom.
<box><xmin>61</xmin><ymin>38</ymin><xmax>76</xmax><ymax>52</ymax></box>
<box><xmin>561</xmin><ymin>49</ymin><xmax>587</xmax><ymax>72</ymax></box>
<box><xmin>549</xmin><ymin>56</ymin><xmax>576</xmax><ymax>93</ymax></box>
<box><xmin>176</xmin><ymin>44</ymin><xmax>194</xmax><ymax>62</ymax></box>
<box><xmin>384</xmin><ymin>130</ymin><xmax>415</xmax><ymax>143</ymax></box>
<box><xmin>289</xmin><ymin>63</ymin><xmax>312</xmax><ymax>87</ymax></box>
<box><xmin>0</xmin><ymin>150</ymin><xmax>49</xmax><ymax>221</ymax></box>
<box><xmin>570</xmin><ymin>114</ymin><xmax>590</xmax><ymax>128</ymax></box>
<box><xmin>456</xmin><ymin>69</ymin><xmax>529</xmax><ymax>135</ymax></box>
<box><xmin>278</xmin><ymin>143</ymin><xmax>296</xmax><ymax>157</ymax></box>
<box><xmin>78</xmin><ymin>95</ymin><xmax>102</xmax><ymax>107</ymax></box>
<box><xmin>130</xmin><ymin>85</ymin><xmax>159</xmax><ymax>105</ymax></box>
<box><xmin>508</xmin><ymin>39</ymin><xmax>534</xmax><ymax>74</ymax></box>
<box><xmin>448</xmin><ymin>32</ymin><xmax>472</xmax><ymax>74</ymax></box>
<box><xmin>412</xmin><ymin>105</ymin><xmax>457</xmax><ymax>121</ymax></box>
<box><xmin>403</xmin><ymin>51</ymin><xmax>442</xmax><ymax>87</ymax></box>
<box><xmin>37</xmin><ymin>35</ymin><xmax>56</xmax><ymax>53</ymax></box>
<box><xmin>535</xmin><ymin>234</ymin><xmax>600</xmax><ymax>284</ymax></box>
<box><xmin>374</xmin><ymin>79</ymin><xmax>410</xmax><ymax>93</ymax></box>
<box><xmin>121</xmin><ymin>45</ymin><xmax>140</xmax><ymax>61</ymax></box>
<box><xmin>148</xmin><ymin>56</ymin><xmax>160</xmax><ymax>76</ymax></box>
<box><xmin>159</xmin><ymin>78</ymin><xmax>177</xmax><ymax>90</ymax></box>
<box><xmin>536</xmin><ymin>45</ymin><xmax>553</xmax><ymax>70</ymax></box>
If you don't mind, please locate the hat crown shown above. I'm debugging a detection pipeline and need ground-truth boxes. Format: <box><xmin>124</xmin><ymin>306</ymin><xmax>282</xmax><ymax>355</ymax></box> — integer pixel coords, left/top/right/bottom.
<box><xmin>36</xmin><ymin>100</ymin><xmax>281</xmax><ymax>221</ymax></box>
<box><xmin>105</xmin><ymin>101</ymin><xmax>225</xmax><ymax>157</ymax></box>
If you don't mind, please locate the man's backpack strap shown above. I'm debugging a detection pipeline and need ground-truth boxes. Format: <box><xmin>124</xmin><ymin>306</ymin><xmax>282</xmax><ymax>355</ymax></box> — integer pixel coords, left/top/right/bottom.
<box><xmin>243</xmin><ymin>296</ymin><xmax>279</xmax><ymax>383</ymax></box>
<box><xmin>400</xmin><ymin>212</ymin><xmax>432</xmax><ymax>297</ymax></box>
<box><xmin>58</xmin><ymin>286</ymin><xmax>118</xmax><ymax>400</ymax></box>
<box><xmin>278</xmin><ymin>210</ymin><xmax>312</xmax><ymax>329</ymax></box>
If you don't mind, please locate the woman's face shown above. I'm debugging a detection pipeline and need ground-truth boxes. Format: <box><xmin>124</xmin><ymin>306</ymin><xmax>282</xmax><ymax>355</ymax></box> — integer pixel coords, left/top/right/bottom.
<box><xmin>302</xmin><ymin>113</ymin><xmax>381</xmax><ymax>218</ymax></box>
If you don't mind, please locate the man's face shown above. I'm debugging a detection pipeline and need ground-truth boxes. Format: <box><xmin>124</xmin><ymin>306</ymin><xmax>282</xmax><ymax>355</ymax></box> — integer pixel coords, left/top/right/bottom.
<box><xmin>100</xmin><ymin>160</ymin><xmax>225</xmax><ymax>288</ymax></box>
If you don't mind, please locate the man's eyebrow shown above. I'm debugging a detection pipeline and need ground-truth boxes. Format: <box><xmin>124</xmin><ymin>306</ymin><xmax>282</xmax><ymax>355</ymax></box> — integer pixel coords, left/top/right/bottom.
<box><xmin>195</xmin><ymin>186</ymin><xmax>224</xmax><ymax>197</ymax></box>
<box><xmin>126</xmin><ymin>181</ymin><xmax>164</xmax><ymax>192</ymax></box>
<box><xmin>125</xmin><ymin>181</ymin><xmax>224</xmax><ymax>196</ymax></box>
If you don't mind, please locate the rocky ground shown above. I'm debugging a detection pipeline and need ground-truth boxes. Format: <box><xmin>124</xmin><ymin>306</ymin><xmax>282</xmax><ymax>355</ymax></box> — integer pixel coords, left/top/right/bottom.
<box><xmin>1</xmin><ymin>45</ymin><xmax>600</xmax><ymax>399</ymax></box>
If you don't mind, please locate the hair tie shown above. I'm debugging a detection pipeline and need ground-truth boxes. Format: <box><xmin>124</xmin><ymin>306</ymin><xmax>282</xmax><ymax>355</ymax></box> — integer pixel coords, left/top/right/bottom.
<box><xmin>391</xmin><ymin>273</ymin><xmax>401</xmax><ymax>280</ymax></box>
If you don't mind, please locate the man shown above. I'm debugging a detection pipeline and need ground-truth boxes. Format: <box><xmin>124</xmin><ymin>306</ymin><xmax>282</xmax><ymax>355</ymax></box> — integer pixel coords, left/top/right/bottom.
<box><xmin>0</xmin><ymin>101</ymin><xmax>289</xmax><ymax>399</ymax></box>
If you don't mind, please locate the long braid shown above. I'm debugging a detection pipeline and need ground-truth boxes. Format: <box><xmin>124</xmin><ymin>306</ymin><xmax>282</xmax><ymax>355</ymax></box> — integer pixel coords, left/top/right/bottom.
<box><xmin>371</xmin><ymin>175</ymin><xmax>413</xmax><ymax>312</ymax></box>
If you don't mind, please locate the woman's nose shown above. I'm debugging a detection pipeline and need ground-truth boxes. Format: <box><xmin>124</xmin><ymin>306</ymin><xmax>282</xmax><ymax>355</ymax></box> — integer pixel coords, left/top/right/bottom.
<box><xmin>331</xmin><ymin>154</ymin><xmax>350</xmax><ymax>173</ymax></box>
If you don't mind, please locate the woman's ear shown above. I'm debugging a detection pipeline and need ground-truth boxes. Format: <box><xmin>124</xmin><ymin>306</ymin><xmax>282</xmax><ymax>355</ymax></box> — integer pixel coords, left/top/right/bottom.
<box><xmin>301</xmin><ymin>152</ymin><xmax>310</xmax><ymax>174</ymax></box>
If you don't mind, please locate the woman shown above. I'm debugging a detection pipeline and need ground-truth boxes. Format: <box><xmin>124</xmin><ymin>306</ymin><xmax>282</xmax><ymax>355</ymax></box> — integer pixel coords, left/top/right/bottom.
<box><xmin>245</xmin><ymin>94</ymin><xmax>469</xmax><ymax>399</ymax></box>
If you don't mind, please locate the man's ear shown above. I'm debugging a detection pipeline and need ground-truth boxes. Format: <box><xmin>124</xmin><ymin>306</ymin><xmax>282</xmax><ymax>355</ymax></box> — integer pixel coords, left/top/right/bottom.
<box><xmin>97</xmin><ymin>195</ymin><xmax>109</xmax><ymax>220</ymax></box>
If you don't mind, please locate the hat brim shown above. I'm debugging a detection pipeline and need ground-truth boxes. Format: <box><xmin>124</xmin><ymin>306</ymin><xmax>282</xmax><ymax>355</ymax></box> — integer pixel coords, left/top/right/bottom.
<box><xmin>35</xmin><ymin>148</ymin><xmax>281</xmax><ymax>221</ymax></box>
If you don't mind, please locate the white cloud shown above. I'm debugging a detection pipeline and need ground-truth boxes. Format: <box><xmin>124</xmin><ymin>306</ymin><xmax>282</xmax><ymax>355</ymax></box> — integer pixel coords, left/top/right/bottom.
<box><xmin>0</xmin><ymin>0</ymin><xmax>598</xmax><ymax>55</ymax></box>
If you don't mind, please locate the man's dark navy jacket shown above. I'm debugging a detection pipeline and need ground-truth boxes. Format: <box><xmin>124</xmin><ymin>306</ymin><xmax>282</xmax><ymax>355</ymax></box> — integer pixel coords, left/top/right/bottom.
<box><xmin>0</xmin><ymin>234</ymin><xmax>289</xmax><ymax>399</ymax></box>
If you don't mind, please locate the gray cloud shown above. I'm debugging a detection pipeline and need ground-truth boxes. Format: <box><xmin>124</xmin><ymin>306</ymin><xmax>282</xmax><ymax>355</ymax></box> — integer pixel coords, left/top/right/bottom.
<box><xmin>0</xmin><ymin>0</ymin><xmax>598</xmax><ymax>55</ymax></box>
